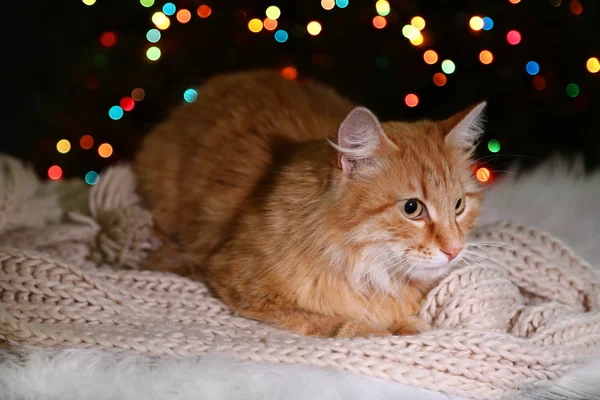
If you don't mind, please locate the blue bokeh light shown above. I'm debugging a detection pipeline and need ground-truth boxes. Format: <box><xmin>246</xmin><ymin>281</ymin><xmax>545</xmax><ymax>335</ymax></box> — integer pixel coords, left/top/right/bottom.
<box><xmin>274</xmin><ymin>30</ymin><xmax>288</xmax><ymax>43</ymax></box>
<box><xmin>183</xmin><ymin>88</ymin><xmax>198</xmax><ymax>103</ymax></box>
<box><xmin>146</xmin><ymin>29</ymin><xmax>161</xmax><ymax>43</ymax></box>
<box><xmin>108</xmin><ymin>106</ymin><xmax>123</xmax><ymax>120</ymax></box>
<box><xmin>336</xmin><ymin>0</ymin><xmax>349</xmax><ymax>8</ymax></box>
<box><xmin>162</xmin><ymin>2</ymin><xmax>176</xmax><ymax>16</ymax></box>
<box><xmin>482</xmin><ymin>17</ymin><xmax>494</xmax><ymax>31</ymax></box>
<box><xmin>85</xmin><ymin>171</ymin><xmax>100</xmax><ymax>185</ymax></box>
<box><xmin>526</xmin><ymin>61</ymin><xmax>540</xmax><ymax>75</ymax></box>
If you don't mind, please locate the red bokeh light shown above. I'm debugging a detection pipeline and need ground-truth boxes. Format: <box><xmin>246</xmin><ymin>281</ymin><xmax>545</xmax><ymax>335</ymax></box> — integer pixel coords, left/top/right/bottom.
<box><xmin>120</xmin><ymin>97</ymin><xmax>135</xmax><ymax>111</ymax></box>
<box><xmin>506</xmin><ymin>30</ymin><xmax>522</xmax><ymax>45</ymax></box>
<box><xmin>48</xmin><ymin>165</ymin><xmax>63</xmax><ymax>180</ymax></box>
<box><xmin>100</xmin><ymin>32</ymin><xmax>117</xmax><ymax>48</ymax></box>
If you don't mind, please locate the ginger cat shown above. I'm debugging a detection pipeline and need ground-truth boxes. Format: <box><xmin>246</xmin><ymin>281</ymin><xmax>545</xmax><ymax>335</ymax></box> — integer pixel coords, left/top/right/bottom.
<box><xmin>134</xmin><ymin>69</ymin><xmax>486</xmax><ymax>338</ymax></box>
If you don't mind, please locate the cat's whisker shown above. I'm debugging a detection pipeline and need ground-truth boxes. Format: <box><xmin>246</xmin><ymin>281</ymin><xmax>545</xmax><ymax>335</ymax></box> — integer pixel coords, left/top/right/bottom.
<box><xmin>351</xmin><ymin>253</ymin><xmax>403</xmax><ymax>296</ymax></box>
<box><xmin>359</xmin><ymin>259</ymin><xmax>410</xmax><ymax>321</ymax></box>
<box><xmin>375</xmin><ymin>260</ymin><xmax>413</xmax><ymax>312</ymax></box>
<box><xmin>464</xmin><ymin>249</ymin><xmax>520</xmax><ymax>277</ymax></box>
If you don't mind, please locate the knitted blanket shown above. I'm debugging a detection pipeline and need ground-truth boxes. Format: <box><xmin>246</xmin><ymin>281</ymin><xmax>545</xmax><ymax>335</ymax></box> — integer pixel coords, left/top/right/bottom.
<box><xmin>0</xmin><ymin>155</ymin><xmax>598</xmax><ymax>400</ymax></box>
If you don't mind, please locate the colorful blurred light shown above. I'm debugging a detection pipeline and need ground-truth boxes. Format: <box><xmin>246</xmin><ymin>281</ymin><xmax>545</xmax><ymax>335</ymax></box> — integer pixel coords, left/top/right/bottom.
<box><xmin>132</xmin><ymin>88</ymin><xmax>145</xmax><ymax>101</ymax></box>
<box><xmin>550</xmin><ymin>0</ymin><xmax>562</xmax><ymax>6</ymax></box>
<box><xmin>506</xmin><ymin>30</ymin><xmax>521</xmax><ymax>45</ymax></box>
<box><xmin>586</xmin><ymin>57</ymin><xmax>600</xmax><ymax>73</ymax></box>
<box><xmin>469</xmin><ymin>16</ymin><xmax>484</xmax><ymax>31</ymax></box>
<box><xmin>98</xmin><ymin>143</ymin><xmax>113</xmax><ymax>158</ymax></box>
<box><xmin>569</xmin><ymin>0</ymin><xmax>583</xmax><ymax>14</ymax></box>
<box><xmin>532</xmin><ymin>76</ymin><xmax>546</xmax><ymax>90</ymax></box>
<box><xmin>376</xmin><ymin>0</ymin><xmax>390</xmax><ymax>16</ymax></box>
<box><xmin>410</xmin><ymin>33</ymin><xmax>424</xmax><ymax>46</ymax></box>
<box><xmin>93</xmin><ymin>54</ymin><xmax>108</xmax><ymax>68</ymax></box>
<box><xmin>176</xmin><ymin>9</ymin><xmax>191</xmax><ymax>23</ymax></box>
<box><xmin>82</xmin><ymin>0</ymin><xmax>96</xmax><ymax>5</ymax></box>
<box><xmin>108</xmin><ymin>106</ymin><xmax>123</xmax><ymax>120</ymax></box>
<box><xmin>509</xmin><ymin>0</ymin><xmax>521</xmax><ymax>4</ymax></box>
<box><xmin>526</xmin><ymin>61</ymin><xmax>540</xmax><ymax>75</ymax></box>
<box><xmin>487</xmin><ymin>139</ymin><xmax>501</xmax><ymax>153</ymax></box>
<box><xmin>48</xmin><ymin>166</ymin><xmax>63</xmax><ymax>180</ymax></box>
<box><xmin>336</xmin><ymin>0</ymin><xmax>349</xmax><ymax>8</ymax></box>
<box><xmin>120</xmin><ymin>97</ymin><xmax>135</xmax><ymax>111</ymax></box>
<box><xmin>321</xmin><ymin>0</ymin><xmax>335</xmax><ymax>10</ymax></box>
<box><xmin>482</xmin><ymin>17</ymin><xmax>494</xmax><ymax>30</ymax></box>
<box><xmin>373</xmin><ymin>16</ymin><xmax>387</xmax><ymax>29</ymax></box>
<box><xmin>146</xmin><ymin>46</ymin><xmax>161</xmax><ymax>61</ymax></box>
<box><xmin>162</xmin><ymin>3</ymin><xmax>176</xmax><ymax>16</ymax></box>
<box><xmin>85</xmin><ymin>171</ymin><xmax>100</xmax><ymax>186</ymax></box>
<box><xmin>476</xmin><ymin>167</ymin><xmax>491</xmax><ymax>183</ymax></box>
<box><xmin>146</xmin><ymin>29</ymin><xmax>161</xmax><ymax>43</ymax></box>
<box><xmin>100</xmin><ymin>32</ymin><xmax>117</xmax><ymax>47</ymax></box>
<box><xmin>423</xmin><ymin>50</ymin><xmax>438</xmax><ymax>64</ymax></box>
<box><xmin>56</xmin><ymin>139</ymin><xmax>71</xmax><ymax>154</ymax></box>
<box><xmin>402</xmin><ymin>25</ymin><xmax>420</xmax><ymax>40</ymax></box>
<box><xmin>441</xmin><ymin>60</ymin><xmax>456</xmax><ymax>74</ymax></box>
<box><xmin>264</xmin><ymin>18</ymin><xmax>277</xmax><ymax>30</ymax></box>
<box><xmin>184</xmin><ymin>88</ymin><xmax>198</xmax><ymax>103</ymax></box>
<box><xmin>404</xmin><ymin>94</ymin><xmax>419</xmax><ymax>107</ymax></box>
<box><xmin>307</xmin><ymin>21</ymin><xmax>322</xmax><ymax>35</ymax></box>
<box><xmin>248</xmin><ymin>18</ymin><xmax>263</xmax><ymax>33</ymax></box>
<box><xmin>266</xmin><ymin>6</ymin><xmax>281</xmax><ymax>20</ymax></box>
<box><xmin>84</xmin><ymin>75</ymin><xmax>100</xmax><ymax>90</ymax></box>
<box><xmin>281</xmin><ymin>67</ymin><xmax>298</xmax><ymax>80</ymax></box>
<box><xmin>197</xmin><ymin>5</ymin><xmax>211</xmax><ymax>18</ymax></box>
<box><xmin>80</xmin><ymin>135</ymin><xmax>94</xmax><ymax>150</ymax></box>
<box><xmin>274</xmin><ymin>30</ymin><xmax>289</xmax><ymax>43</ymax></box>
<box><xmin>152</xmin><ymin>12</ymin><xmax>171</xmax><ymax>30</ymax></box>
<box><xmin>411</xmin><ymin>16</ymin><xmax>426</xmax><ymax>30</ymax></box>
<box><xmin>140</xmin><ymin>0</ymin><xmax>154</xmax><ymax>7</ymax></box>
<box><xmin>566</xmin><ymin>83</ymin><xmax>580</xmax><ymax>97</ymax></box>
<box><xmin>433</xmin><ymin>73</ymin><xmax>447</xmax><ymax>87</ymax></box>
<box><xmin>479</xmin><ymin>50</ymin><xmax>493</xmax><ymax>64</ymax></box>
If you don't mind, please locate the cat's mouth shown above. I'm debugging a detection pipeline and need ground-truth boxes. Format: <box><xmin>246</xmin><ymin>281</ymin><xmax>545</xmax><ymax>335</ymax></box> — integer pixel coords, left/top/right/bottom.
<box><xmin>403</xmin><ymin>252</ymin><xmax>463</xmax><ymax>281</ymax></box>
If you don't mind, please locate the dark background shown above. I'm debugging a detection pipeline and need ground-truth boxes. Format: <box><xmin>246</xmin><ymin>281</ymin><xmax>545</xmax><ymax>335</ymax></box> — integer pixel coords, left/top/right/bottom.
<box><xmin>5</xmin><ymin>0</ymin><xmax>600</xmax><ymax>184</ymax></box>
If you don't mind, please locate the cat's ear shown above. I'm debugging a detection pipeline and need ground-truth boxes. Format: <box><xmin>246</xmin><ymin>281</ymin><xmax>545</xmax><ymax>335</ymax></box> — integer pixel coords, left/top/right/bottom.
<box><xmin>332</xmin><ymin>106</ymin><xmax>388</xmax><ymax>176</ymax></box>
<box><xmin>440</xmin><ymin>101</ymin><xmax>487</xmax><ymax>152</ymax></box>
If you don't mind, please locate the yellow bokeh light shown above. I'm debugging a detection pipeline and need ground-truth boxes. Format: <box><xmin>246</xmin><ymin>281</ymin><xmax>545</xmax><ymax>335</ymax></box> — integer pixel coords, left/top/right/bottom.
<box><xmin>410</xmin><ymin>32</ymin><xmax>424</xmax><ymax>46</ymax></box>
<box><xmin>321</xmin><ymin>0</ymin><xmax>335</xmax><ymax>10</ymax></box>
<box><xmin>146</xmin><ymin>46</ymin><xmax>161</xmax><ymax>61</ymax></box>
<box><xmin>82</xmin><ymin>0</ymin><xmax>96</xmax><ymax>5</ymax></box>
<box><xmin>586</xmin><ymin>57</ymin><xmax>600</xmax><ymax>73</ymax></box>
<box><xmin>375</xmin><ymin>0</ymin><xmax>390</xmax><ymax>16</ymax></box>
<box><xmin>509</xmin><ymin>0</ymin><xmax>521</xmax><ymax>3</ymax></box>
<box><xmin>265</xmin><ymin>5</ymin><xmax>281</xmax><ymax>20</ymax></box>
<box><xmin>248</xmin><ymin>18</ymin><xmax>263</xmax><ymax>33</ymax></box>
<box><xmin>402</xmin><ymin>24</ymin><xmax>420</xmax><ymax>40</ymax></box>
<box><xmin>411</xmin><ymin>16</ymin><xmax>426</xmax><ymax>30</ymax></box>
<box><xmin>57</xmin><ymin>139</ymin><xmax>71</xmax><ymax>154</ymax></box>
<box><xmin>307</xmin><ymin>21</ymin><xmax>322</xmax><ymax>36</ymax></box>
<box><xmin>98</xmin><ymin>143</ymin><xmax>113</xmax><ymax>158</ymax></box>
<box><xmin>479</xmin><ymin>50</ymin><xmax>494</xmax><ymax>64</ymax></box>
<box><xmin>469</xmin><ymin>16</ymin><xmax>484</xmax><ymax>31</ymax></box>
<box><xmin>423</xmin><ymin>50</ymin><xmax>438</xmax><ymax>64</ymax></box>
<box><xmin>476</xmin><ymin>167</ymin><xmax>491</xmax><ymax>183</ymax></box>
<box><xmin>152</xmin><ymin>12</ymin><xmax>171</xmax><ymax>30</ymax></box>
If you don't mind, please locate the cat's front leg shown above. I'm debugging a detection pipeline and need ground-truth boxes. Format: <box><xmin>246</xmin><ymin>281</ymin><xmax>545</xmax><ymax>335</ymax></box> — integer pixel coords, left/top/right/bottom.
<box><xmin>388</xmin><ymin>316</ymin><xmax>431</xmax><ymax>336</ymax></box>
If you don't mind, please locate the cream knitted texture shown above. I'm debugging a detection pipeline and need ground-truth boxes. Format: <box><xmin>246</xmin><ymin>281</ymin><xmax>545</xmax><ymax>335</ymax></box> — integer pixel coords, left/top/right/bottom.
<box><xmin>0</xmin><ymin>154</ymin><xmax>598</xmax><ymax>400</ymax></box>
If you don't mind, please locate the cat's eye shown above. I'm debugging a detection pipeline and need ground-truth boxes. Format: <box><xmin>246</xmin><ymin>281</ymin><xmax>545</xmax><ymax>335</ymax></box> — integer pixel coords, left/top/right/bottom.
<box><xmin>455</xmin><ymin>196</ymin><xmax>466</xmax><ymax>215</ymax></box>
<box><xmin>398</xmin><ymin>198</ymin><xmax>426</xmax><ymax>220</ymax></box>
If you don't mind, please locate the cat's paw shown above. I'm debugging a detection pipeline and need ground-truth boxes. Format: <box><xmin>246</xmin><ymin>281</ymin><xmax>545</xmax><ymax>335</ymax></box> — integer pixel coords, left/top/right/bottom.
<box><xmin>389</xmin><ymin>316</ymin><xmax>431</xmax><ymax>336</ymax></box>
<box><xmin>334</xmin><ymin>321</ymin><xmax>389</xmax><ymax>338</ymax></box>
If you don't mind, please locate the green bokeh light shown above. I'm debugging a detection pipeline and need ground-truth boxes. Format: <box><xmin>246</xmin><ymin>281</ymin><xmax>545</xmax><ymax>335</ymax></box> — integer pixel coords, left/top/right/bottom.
<box><xmin>140</xmin><ymin>0</ymin><xmax>154</xmax><ymax>7</ymax></box>
<box><xmin>487</xmin><ymin>139</ymin><xmax>501</xmax><ymax>153</ymax></box>
<box><xmin>441</xmin><ymin>60</ymin><xmax>456</xmax><ymax>74</ymax></box>
<box><xmin>566</xmin><ymin>83</ymin><xmax>580</xmax><ymax>98</ymax></box>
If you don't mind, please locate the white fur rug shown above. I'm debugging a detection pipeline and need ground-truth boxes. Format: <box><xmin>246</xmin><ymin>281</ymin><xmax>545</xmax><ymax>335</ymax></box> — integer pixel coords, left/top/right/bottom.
<box><xmin>1</xmin><ymin>157</ymin><xmax>599</xmax><ymax>400</ymax></box>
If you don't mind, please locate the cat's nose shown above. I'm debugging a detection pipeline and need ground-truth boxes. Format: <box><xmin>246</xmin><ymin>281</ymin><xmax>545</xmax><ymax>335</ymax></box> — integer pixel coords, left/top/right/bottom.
<box><xmin>441</xmin><ymin>245</ymin><xmax>463</xmax><ymax>261</ymax></box>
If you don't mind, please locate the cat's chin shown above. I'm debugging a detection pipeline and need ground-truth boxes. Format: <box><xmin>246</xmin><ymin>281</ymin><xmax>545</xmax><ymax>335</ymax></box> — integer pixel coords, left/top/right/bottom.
<box><xmin>406</xmin><ymin>259</ymin><xmax>457</xmax><ymax>281</ymax></box>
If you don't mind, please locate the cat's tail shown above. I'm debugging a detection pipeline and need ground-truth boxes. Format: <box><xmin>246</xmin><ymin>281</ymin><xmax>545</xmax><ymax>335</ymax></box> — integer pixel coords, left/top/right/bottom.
<box><xmin>477</xmin><ymin>156</ymin><xmax>600</xmax><ymax>266</ymax></box>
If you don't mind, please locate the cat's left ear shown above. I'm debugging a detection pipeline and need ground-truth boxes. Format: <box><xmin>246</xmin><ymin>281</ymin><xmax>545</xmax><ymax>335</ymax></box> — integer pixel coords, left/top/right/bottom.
<box><xmin>440</xmin><ymin>101</ymin><xmax>487</xmax><ymax>152</ymax></box>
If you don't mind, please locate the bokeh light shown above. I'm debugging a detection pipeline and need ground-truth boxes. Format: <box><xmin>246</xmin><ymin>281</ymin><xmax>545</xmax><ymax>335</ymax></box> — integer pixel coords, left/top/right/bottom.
<box><xmin>184</xmin><ymin>88</ymin><xmax>198</xmax><ymax>103</ymax></box>
<box><xmin>120</xmin><ymin>97</ymin><xmax>135</xmax><ymax>111</ymax></box>
<box><xmin>405</xmin><ymin>94</ymin><xmax>419</xmax><ymax>107</ymax></box>
<box><xmin>162</xmin><ymin>3</ymin><xmax>176</xmax><ymax>16</ymax></box>
<box><xmin>146</xmin><ymin>29</ymin><xmax>161</xmax><ymax>43</ymax></box>
<box><xmin>140</xmin><ymin>0</ymin><xmax>154</xmax><ymax>8</ymax></box>
<box><xmin>197</xmin><ymin>5</ymin><xmax>211</xmax><ymax>18</ymax></box>
<box><xmin>373</xmin><ymin>16</ymin><xmax>387</xmax><ymax>29</ymax></box>
<box><xmin>264</xmin><ymin>18</ymin><xmax>278</xmax><ymax>31</ymax></box>
<box><xmin>108</xmin><ymin>106</ymin><xmax>123</xmax><ymax>120</ymax></box>
<box><xmin>488</xmin><ymin>139</ymin><xmax>501</xmax><ymax>153</ymax></box>
<box><xmin>441</xmin><ymin>59</ymin><xmax>456</xmax><ymax>74</ymax></box>
<box><xmin>248</xmin><ymin>18</ymin><xmax>263</xmax><ymax>33</ymax></box>
<box><xmin>509</xmin><ymin>0</ymin><xmax>521</xmax><ymax>4</ymax></box>
<box><xmin>100</xmin><ymin>32</ymin><xmax>117</xmax><ymax>47</ymax></box>
<box><xmin>410</xmin><ymin>33</ymin><xmax>424</xmax><ymax>46</ymax></box>
<box><xmin>506</xmin><ymin>30</ymin><xmax>522</xmax><ymax>45</ymax></box>
<box><xmin>56</xmin><ymin>139</ymin><xmax>71</xmax><ymax>154</ymax></box>
<box><xmin>411</xmin><ymin>16</ymin><xmax>426</xmax><ymax>30</ymax></box>
<box><xmin>479</xmin><ymin>50</ymin><xmax>493</xmax><ymax>64</ymax></box>
<box><xmin>586</xmin><ymin>57</ymin><xmax>600</xmax><ymax>73</ymax></box>
<box><xmin>402</xmin><ymin>25</ymin><xmax>420</xmax><ymax>40</ymax></box>
<box><xmin>336</xmin><ymin>0</ymin><xmax>349</xmax><ymax>8</ymax></box>
<box><xmin>152</xmin><ymin>12</ymin><xmax>171</xmax><ymax>30</ymax></box>
<box><xmin>307</xmin><ymin>21</ymin><xmax>322</xmax><ymax>35</ymax></box>
<box><xmin>93</xmin><ymin>54</ymin><xmax>108</xmax><ymax>68</ymax></box>
<box><xmin>532</xmin><ymin>76</ymin><xmax>546</xmax><ymax>90</ymax></box>
<box><xmin>84</xmin><ymin>75</ymin><xmax>100</xmax><ymax>90</ymax></box>
<box><xmin>433</xmin><ymin>73</ymin><xmax>447</xmax><ymax>86</ymax></box>
<box><xmin>176</xmin><ymin>9</ymin><xmax>191</xmax><ymax>23</ymax></box>
<box><xmin>423</xmin><ymin>50</ymin><xmax>438</xmax><ymax>64</ymax></box>
<box><xmin>131</xmin><ymin>88</ymin><xmax>145</xmax><ymax>101</ymax></box>
<box><xmin>322</xmin><ymin>0</ymin><xmax>335</xmax><ymax>10</ymax></box>
<box><xmin>281</xmin><ymin>67</ymin><xmax>298</xmax><ymax>80</ymax></box>
<box><xmin>80</xmin><ymin>135</ymin><xmax>94</xmax><ymax>150</ymax></box>
<box><xmin>266</xmin><ymin>6</ymin><xmax>281</xmax><ymax>20</ymax></box>
<box><xmin>476</xmin><ymin>167</ymin><xmax>491</xmax><ymax>183</ymax></box>
<box><xmin>526</xmin><ymin>61</ymin><xmax>540</xmax><ymax>75</ymax></box>
<box><xmin>48</xmin><ymin>166</ymin><xmax>63</xmax><ymax>180</ymax></box>
<box><xmin>550</xmin><ymin>0</ymin><xmax>562</xmax><ymax>6</ymax></box>
<box><xmin>146</xmin><ymin>46</ymin><xmax>161</xmax><ymax>61</ymax></box>
<box><xmin>85</xmin><ymin>171</ymin><xmax>100</xmax><ymax>186</ymax></box>
<box><xmin>469</xmin><ymin>16</ymin><xmax>484</xmax><ymax>31</ymax></box>
<box><xmin>275</xmin><ymin>30</ymin><xmax>289</xmax><ymax>43</ymax></box>
<box><xmin>566</xmin><ymin>83</ymin><xmax>580</xmax><ymax>97</ymax></box>
<box><xmin>82</xmin><ymin>0</ymin><xmax>96</xmax><ymax>5</ymax></box>
<box><xmin>482</xmin><ymin>17</ymin><xmax>494</xmax><ymax>30</ymax></box>
<box><xmin>376</xmin><ymin>0</ymin><xmax>390</xmax><ymax>16</ymax></box>
<box><xmin>569</xmin><ymin>0</ymin><xmax>583</xmax><ymax>14</ymax></box>
<box><xmin>98</xmin><ymin>143</ymin><xmax>113</xmax><ymax>158</ymax></box>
